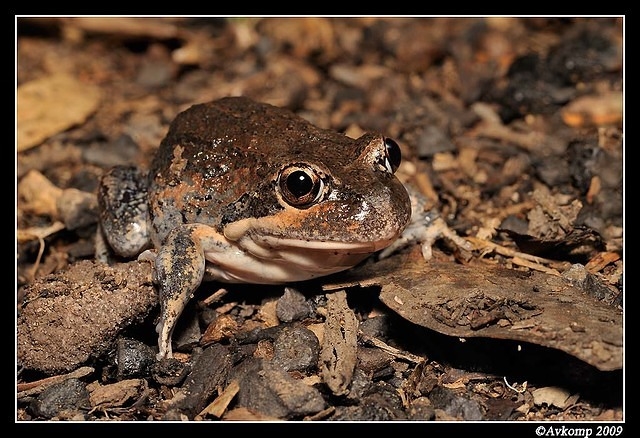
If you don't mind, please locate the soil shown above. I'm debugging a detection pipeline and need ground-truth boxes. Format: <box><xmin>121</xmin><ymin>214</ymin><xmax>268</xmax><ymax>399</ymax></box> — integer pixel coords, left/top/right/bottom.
<box><xmin>16</xmin><ymin>17</ymin><xmax>624</xmax><ymax>424</ymax></box>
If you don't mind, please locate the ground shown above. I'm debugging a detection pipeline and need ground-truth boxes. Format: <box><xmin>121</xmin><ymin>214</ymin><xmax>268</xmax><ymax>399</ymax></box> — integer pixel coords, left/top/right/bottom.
<box><xmin>16</xmin><ymin>17</ymin><xmax>623</xmax><ymax>424</ymax></box>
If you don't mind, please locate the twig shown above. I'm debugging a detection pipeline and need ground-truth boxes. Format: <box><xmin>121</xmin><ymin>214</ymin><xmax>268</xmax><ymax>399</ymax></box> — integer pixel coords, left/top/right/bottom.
<box><xmin>201</xmin><ymin>288</ymin><xmax>228</xmax><ymax>306</ymax></box>
<box><xmin>359</xmin><ymin>332</ymin><xmax>425</xmax><ymax>364</ymax></box>
<box><xmin>466</xmin><ymin>236</ymin><xmax>570</xmax><ymax>273</ymax></box>
<box><xmin>17</xmin><ymin>366</ymin><xmax>95</xmax><ymax>399</ymax></box>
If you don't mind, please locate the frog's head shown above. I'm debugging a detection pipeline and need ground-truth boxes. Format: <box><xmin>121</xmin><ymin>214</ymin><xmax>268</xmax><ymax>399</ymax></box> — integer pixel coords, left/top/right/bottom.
<box><xmin>221</xmin><ymin>132</ymin><xmax>412</xmax><ymax>281</ymax></box>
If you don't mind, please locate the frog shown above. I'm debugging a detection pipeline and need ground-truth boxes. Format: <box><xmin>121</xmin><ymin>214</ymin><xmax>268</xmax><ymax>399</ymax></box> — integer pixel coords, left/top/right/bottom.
<box><xmin>96</xmin><ymin>96</ymin><xmax>412</xmax><ymax>359</ymax></box>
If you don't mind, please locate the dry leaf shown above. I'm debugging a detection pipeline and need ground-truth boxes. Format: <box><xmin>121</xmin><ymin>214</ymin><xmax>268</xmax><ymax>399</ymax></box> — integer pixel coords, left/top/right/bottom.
<box><xmin>532</xmin><ymin>386</ymin><xmax>573</xmax><ymax>409</ymax></box>
<box><xmin>17</xmin><ymin>73</ymin><xmax>101</xmax><ymax>151</ymax></box>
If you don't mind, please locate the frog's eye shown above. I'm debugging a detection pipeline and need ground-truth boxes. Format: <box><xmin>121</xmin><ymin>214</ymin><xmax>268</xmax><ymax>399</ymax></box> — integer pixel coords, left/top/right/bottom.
<box><xmin>277</xmin><ymin>164</ymin><xmax>325</xmax><ymax>208</ymax></box>
<box><xmin>384</xmin><ymin>137</ymin><xmax>402</xmax><ymax>174</ymax></box>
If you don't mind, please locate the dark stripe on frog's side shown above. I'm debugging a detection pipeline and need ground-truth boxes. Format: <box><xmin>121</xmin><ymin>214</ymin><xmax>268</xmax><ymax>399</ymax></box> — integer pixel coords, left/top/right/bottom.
<box><xmin>150</xmin><ymin>136</ymin><xmax>268</xmax><ymax>184</ymax></box>
<box><xmin>149</xmin><ymin>129</ymin><xmax>278</xmax><ymax>234</ymax></box>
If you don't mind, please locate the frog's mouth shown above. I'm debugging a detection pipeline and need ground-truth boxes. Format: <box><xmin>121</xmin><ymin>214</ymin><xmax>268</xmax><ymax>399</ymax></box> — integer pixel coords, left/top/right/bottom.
<box><xmin>262</xmin><ymin>235</ymin><xmax>395</xmax><ymax>251</ymax></box>
<box><xmin>204</xmin><ymin>232</ymin><xmax>399</xmax><ymax>285</ymax></box>
<box><xmin>214</xmin><ymin>214</ymin><xmax>406</xmax><ymax>284</ymax></box>
<box><xmin>224</xmin><ymin>213</ymin><xmax>405</xmax><ymax>256</ymax></box>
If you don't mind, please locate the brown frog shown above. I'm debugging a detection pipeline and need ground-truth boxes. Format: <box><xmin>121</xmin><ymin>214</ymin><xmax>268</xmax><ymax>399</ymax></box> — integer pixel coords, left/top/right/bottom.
<box><xmin>97</xmin><ymin>96</ymin><xmax>412</xmax><ymax>359</ymax></box>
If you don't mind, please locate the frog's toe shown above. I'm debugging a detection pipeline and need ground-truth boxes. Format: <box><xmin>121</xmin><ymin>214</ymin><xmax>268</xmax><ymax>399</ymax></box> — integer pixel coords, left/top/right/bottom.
<box><xmin>156</xmin><ymin>320</ymin><xmax>173</xmax><ymax>359</ymax></box>
<box><xmin>138</xmin><ymin>249</ymin><xmax>157</xmax><ymax>263</ymax></box>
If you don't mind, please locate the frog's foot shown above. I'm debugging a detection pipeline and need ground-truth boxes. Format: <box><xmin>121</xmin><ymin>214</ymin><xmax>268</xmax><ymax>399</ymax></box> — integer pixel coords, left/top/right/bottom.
<box><xmin>418</xmin><ymin>216</ymin><xmax>473</xmax><ymax>260</ymax></box>
<box><xmin>155</xmin><ymin>320</ymin><xmax>174</xmax><ymax>360</ymax></box>
<box><xmin>379</xmin><ymin>213</ymin><xmax>472</xmax><ymax>261</ymax></box>
<box><xmin>381</xmin><ymin>183</ymin><xmax>472</xmax><ymax>261</ymax></box>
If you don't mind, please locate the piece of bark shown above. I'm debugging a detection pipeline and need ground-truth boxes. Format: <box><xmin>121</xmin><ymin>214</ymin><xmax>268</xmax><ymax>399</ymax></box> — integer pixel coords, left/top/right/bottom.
<box><xmin>233</xmin><ymin>358</ymin><xmax>326</xmax><ymax>419</ymax></box>
<box><xmin>324</xmin><ymin>250</ymin><xmax>622</xmax><ymax>372</ymax></box>
<box><xmin>163</xmin><ymin>344</ymin><xmax>232</xmax><ymax>419</ymax></box>
<box><xmin>319</xmin><ymin>290</ymin><xmax>359</xmax><ymax>396</ymax></box>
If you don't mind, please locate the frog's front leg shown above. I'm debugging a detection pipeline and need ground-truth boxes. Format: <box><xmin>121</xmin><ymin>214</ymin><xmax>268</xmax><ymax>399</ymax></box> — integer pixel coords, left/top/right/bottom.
<box><xmin>96</xmin><ymin>165</ymin><xmax>151</xmax><ymax>261</ymax></box>
<box><xmin>154</xmin><ymin>224</ymin><xmax>216</xmax><ymax>359</ymax></box>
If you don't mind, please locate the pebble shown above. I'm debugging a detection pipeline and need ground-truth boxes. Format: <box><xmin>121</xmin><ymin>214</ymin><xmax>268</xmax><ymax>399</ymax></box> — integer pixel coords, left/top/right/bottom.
<box><xmin>116</xmin><ymin>337</ymin><xmax>156</xmax><ymax>379</ymax></box>
<box><xmin>30</xmin><ymin>378</ymin><xmax>90</xmax><ymax>419</ymax></box>
<box><xmin>272</xmin><ymin>326</ymin><xmax>320</xmax><ymax>372</ymax></box>
<box><xmin>276</xmin><ymin>287</ymin><xmax>312</xmax><ymax>322</ymax></box>
<box><xmin>233</xmin><ymin>358</ymin><xmax>326</xmax><ymax>419</ymax></box>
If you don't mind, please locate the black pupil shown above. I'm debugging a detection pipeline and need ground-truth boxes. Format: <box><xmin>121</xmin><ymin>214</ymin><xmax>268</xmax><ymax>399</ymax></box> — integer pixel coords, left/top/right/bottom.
<box><xmin>384</xmin><ymin>137</ymin><xmax>402</xmax><ymax>172</ymax></box>
<box><xmin>287</xmin><ymin>170</ymin><xmax>314</xmax><ymax>198</ymax></box>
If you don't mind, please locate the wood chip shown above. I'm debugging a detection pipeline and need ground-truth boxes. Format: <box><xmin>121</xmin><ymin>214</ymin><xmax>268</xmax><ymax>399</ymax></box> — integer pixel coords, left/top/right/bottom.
<box><xmin>585</xmin><ymin>251</ymin><xmax>621</xmax><ymax>274</ymax></box>
<box><xmin>561</xmin><ymin>91</ymin><xmax>623</xmax><ymax>128</ymax></box>
<box><xmin>89</xmin><ymin>379</ymin><xmax>146</xmax><ymax>408</ymax></box>
<box><xmin>200</xmin><ymin>314</ymin><xmax>239</xmax><ymax>345</ymax></box>
<box><xmin>196</xmin><ymin>379</ymin><xmax>240</xmax><ymax>419</ymax></box>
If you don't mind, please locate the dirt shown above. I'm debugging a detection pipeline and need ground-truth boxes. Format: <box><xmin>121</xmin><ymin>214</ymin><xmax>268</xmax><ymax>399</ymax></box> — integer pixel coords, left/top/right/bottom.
<box><xmin>16</xmin><ymin>17</ymin><xmax>623</xmax><ymax>423</ymax></box>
